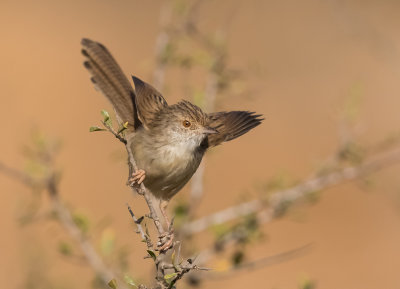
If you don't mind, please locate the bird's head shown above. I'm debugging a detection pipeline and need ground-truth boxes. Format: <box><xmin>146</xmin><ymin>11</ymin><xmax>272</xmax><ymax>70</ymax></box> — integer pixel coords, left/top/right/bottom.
<box><xmin>150</xmin><ymin>100</ymin><xmax>217</xmax><ymax>146</ymax></box>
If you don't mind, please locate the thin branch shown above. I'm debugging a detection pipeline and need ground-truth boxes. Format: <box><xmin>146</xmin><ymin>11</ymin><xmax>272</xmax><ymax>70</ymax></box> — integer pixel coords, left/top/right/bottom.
<box><xmin>101</xmin><ymin>120</ymin><xmax>127</xmax><ymax>145</ymax></box>
<box><xmin>50</xmin><ymin>194</ymin><xmax>123</xmax><ymax>286</ymax></box>
<box><xmin>125</xmin><ymin>138</ymin><xmax>165</xmax><ymax>236</ymax></box>
<box><xmin>127</xmin><ymin>203</ymin><xmax>154</xmax><ymax>250</ymax></box>
<box><xmin>189</xmin><ymin>162</ymin><xmax>205</xmax><ymax>216</ymax></box>
<box><xmin>152</xmin><ymin>3</ymin><xmax>172</xmax><ymax>91</ymax></box>
<box><xmin>189</xmin><ymin>26</ymin><xmax>227</xmax><ymax>217</ymax></box>
<box><xmin>0</xmin><ymin>163</ymin><xmax>129</xmax><ymax>289</ymax></box>
<box><xmin>188</xmin><ymin>61</ymin><xmax>221</xmax><ymax>215</ymax></box>
<box><xmin>197</xmin><ymin>243</ymin><xmax>313</xmax><ymax>281</ymax></box>
<box><xmin>0</xmin><ymin>162</ymin><xmax>39</xmax><ymax>188</ymax></box>
<box><xmin>183</xmin><ymin>146</ymin><xmax>400</xmax><ymax>235</ymax></box>
<box><xmin>101</xmin><ymin>120</ymin><xmax>165</xmax><ymax>236</ymax></box>
<box><xmin>160</xmin><ymin>258</ymin><xmax>211</xmax><ymax>288</ymax></box>
<box><xmin>124</xmin><ymin>134</ymin><xmax>177</xmax><ymax>289</ymax></box>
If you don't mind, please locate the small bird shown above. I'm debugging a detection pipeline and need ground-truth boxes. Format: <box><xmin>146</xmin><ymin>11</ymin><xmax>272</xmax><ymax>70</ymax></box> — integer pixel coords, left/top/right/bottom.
<box><xmin>81</xmin><ymin>38</ymin><xmax>263</xmax><ymax>231</ymax></box>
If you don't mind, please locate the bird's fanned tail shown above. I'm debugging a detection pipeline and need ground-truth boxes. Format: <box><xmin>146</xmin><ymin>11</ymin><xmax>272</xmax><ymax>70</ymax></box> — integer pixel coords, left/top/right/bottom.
<box><xmin>81</xmin><ymin>38</ymin><xmax>139</xmax><ymax>130</ymax></box>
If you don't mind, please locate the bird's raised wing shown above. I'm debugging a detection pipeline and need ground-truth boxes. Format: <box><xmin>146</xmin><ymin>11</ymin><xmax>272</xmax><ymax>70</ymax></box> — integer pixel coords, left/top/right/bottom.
<box><xmin>206</xmin><ymin>111</ymin><xmax>263</xmax><ymax>147</ymax></box>
<box><xmin>131</xmin><ymin>76</ymin><xmax>168</xmax><ymax>128</ymax></box>
<box><xmin>81</xmin><ymin>38</ymin><xmax>140</xmax><ymax>130</ymax></box>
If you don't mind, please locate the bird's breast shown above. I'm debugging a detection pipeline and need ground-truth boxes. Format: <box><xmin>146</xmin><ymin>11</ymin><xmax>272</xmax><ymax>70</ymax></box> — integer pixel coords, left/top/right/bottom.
<box><xmin>131</xmin><ymin>133</ymin><xmax>205</xmax><ymax>199</ymax></box>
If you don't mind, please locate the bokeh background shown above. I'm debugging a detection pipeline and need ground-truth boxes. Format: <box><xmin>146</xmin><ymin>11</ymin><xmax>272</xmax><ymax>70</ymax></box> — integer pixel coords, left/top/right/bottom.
<box><xmin>1</xmin><ymin>0</ymin><xmax>400</xmax><ymax>288</ymax></box>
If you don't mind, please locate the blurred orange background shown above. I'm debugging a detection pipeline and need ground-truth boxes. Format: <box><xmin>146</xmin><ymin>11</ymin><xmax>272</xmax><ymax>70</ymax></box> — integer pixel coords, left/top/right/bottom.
<box><xmin>1</xmin><ymin>0</ymin><xmax>400</xmax><ymax>288</ymax></box>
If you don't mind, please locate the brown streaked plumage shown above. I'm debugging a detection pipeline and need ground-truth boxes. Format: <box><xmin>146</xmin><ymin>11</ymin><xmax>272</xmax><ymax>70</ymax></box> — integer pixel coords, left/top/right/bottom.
<box><xmin>131</xmin><ymin>76</ymin><xmax>168</xmax><ymax>128</ymax></box>
<box><xmin>81</xmin><ymin>38</ymin><xmax>139</xmax><ymax>130</ymax></box>
<box><xmin>81</xmin><ymin>38</ymin><xmax>263</xmax><ymax>232</ymax></box>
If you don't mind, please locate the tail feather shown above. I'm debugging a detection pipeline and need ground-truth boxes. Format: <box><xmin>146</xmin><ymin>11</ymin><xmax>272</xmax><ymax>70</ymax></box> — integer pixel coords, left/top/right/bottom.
<box><xmin>81</xmin><ymin>38</ymin><xmax>139</xmax><ymax>130</ymax></box>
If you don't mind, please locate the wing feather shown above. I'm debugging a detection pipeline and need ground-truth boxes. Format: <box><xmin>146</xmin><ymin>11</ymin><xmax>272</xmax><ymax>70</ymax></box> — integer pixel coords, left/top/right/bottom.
<box><xmin>206</xmin><ymin>111</ymin><xmax>263</xmax><ymax>147</ymax></box>
<box><xmin>131</xmin><ymin>76</ymin><xmax>168</xmax><ymax>127</ymax></box>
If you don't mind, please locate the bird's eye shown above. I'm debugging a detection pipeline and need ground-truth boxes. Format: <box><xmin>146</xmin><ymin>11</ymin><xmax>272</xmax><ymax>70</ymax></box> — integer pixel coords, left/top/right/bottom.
<box><xmin>182</xmin><ymin>120</ymin><xmax>191</xmax><ymax>128</ymax></box>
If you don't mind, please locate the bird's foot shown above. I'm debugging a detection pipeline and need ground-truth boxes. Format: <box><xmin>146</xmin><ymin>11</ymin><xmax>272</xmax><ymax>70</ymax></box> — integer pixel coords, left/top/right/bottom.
<box><xmin>129</xmin><ymin>169</ymin><xmax>146</xmax><ymax>185</ymax></box>
<box><xmin>157</xmin><ymin>227</ymin><xmax>174</xmax><ymax>252</ymax></box>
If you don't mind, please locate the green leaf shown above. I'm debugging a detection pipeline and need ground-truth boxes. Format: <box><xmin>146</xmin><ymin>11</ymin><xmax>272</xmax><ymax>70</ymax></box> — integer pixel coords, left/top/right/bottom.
<box><xmin>147</xmin><ymin>250</ymin><xmax>157</xmax><ymax>261</ymax></box>
<box><xmin>211</xmin><ymin>223</ymin><xmax>230</xmax><ymax>239</ymax></box>
<box><xmin>117</xmin><ymin>122</ymin><xmax>129</xmax><ymax>134</ymax></box>
<box><xmin>100</xmin><ymin>228</ymin><xmax>115</xmax><ymax>256</ymax></box>
<box><xmin>124</xmin><ymin>275</ymin><xmax>137</xmax><ymax>288</ymax></box>
<box><xmin>72</xmin><ymin>212</ymin><xmax>90</xmax><ymax>234</ymax></box>
<box><xmin>145</xmin><ymin>223</ymin><xmax>150</xmax><ymax>237</ymax></box>
<box><xmin>108</xmin><ymin>278</ymin><xmax>117</xmax><ymax>289</ymax></box>
<box><xmin>231</xmin><ymin>250</ymin><xmax>245</xmax><ymax>266</ymax></box>
<box><xmin>299</xmin><ymin>277</ymin><xmax>316</xmax><ymax>289</ymax></box>
<box><xmin>58</xmin><ymin>241</ymin><xmax>73</xmax><ymax>256</ymax></box>
<box><xmin>101</xmin><ymin>110</ymin><xmax>112</xmax><ymax>127</ymax></box>
<box><xmin>89</xmin><ymin>126</ymin><xmax>106</xmax><ymax>132</ymax></box>
<box><xmin>101</xmin><ymin>110</ymin><xmax>110</xmax><ymax>121</ymax></box>
<box><xmin>164</xmin><ymin>272</ymin><xmax>178</xmax><ymax>281</ymax></box>
<box><xmin>171</xmin><ymin>250</ymin><xmax>176</xmax><ymax>264</ymax></box>
<box><xmin>173</xmin><ymin>202</ymin><xmax>190</xmax><ymax>218</ymax></box>
<box><xmin>164</xmin><ymin>272</ymin><xmax>178</xmax><ymax>287</ymax></box>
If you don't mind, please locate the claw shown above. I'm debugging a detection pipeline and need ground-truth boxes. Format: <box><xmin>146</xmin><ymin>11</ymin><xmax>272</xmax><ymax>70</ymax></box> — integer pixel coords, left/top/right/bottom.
<box><xmin>158</xmin><ymin>231</ymin><xmax>174</xmax><ymax>252</ymax></box>
<box><xmin>129</xmin><ymin>169</ymin><xmax>146</xmax><ymax>185</ymax></box>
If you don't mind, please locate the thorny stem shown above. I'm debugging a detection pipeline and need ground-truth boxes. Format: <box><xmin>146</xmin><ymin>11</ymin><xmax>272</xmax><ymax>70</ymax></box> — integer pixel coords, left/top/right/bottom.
<box><xmin>101</xmin><ymin>121</ymin><xmax>165</xmax><ymax>235</ymax></box>
<box><xmin>124</xmin><ymin>133</ymin><xmax>210</xmax><ymax>288</ymax></box>
<box><xmin>183</xmin><ymin>146</ymin><xmax>400</xmax><ymax>236</ymax></box>
<box><xmin>125</xmin><ymin>138</ymin><xmax>165</xmax><ymax>236</ymax></box>
<box><xmin>102</xmin><ymin>121</ymin><xmax>127</xmax><ymax>145</ymax></box>
<box><xmin>103</xmin><ymin>121</ymin><xmax>181</xmax><ymax>288</ymax></box>
<box><xmin>127</xmin><ymin>204</ymin><xmax>154</xmax><ymax>250</ymax></box>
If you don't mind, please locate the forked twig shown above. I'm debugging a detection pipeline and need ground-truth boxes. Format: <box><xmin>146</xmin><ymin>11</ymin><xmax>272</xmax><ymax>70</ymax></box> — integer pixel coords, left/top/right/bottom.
<box><xmin>183</xmin><ymin>146</ymin><xmax>400</xmax><ymax>235</ymax></box>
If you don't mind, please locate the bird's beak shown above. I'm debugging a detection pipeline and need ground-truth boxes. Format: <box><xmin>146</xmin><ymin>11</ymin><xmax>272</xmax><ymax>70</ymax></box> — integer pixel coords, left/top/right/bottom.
<box><xmin>202</xmin><ymin>127</ymin><xmax>218</xmax><ymax>135</ymax></box>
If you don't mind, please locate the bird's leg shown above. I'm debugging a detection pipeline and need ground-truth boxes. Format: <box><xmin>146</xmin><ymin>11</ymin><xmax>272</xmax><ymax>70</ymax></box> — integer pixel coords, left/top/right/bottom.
<box><xmin>129</xmin><ymin>169</ymin><xmax>146</xmax><ymax>185</ymax></box>
<box><xmin>158</xmin><ymin>199</ymin><xmax>174</xmax><ymax>251</ymax></box>
<box><xmin>160</xmin><ymin>199</ymin><xmax>170</xmax><ymax>227</ymax></box>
